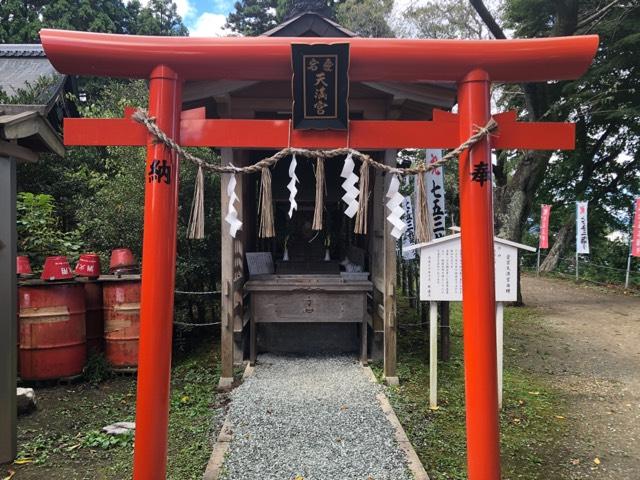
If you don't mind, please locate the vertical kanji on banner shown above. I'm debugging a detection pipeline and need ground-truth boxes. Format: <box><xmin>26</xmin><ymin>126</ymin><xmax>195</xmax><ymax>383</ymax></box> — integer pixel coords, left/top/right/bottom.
<box><xmin>576</xmin><ymin>201</ymin><xmax>590</xmax><ymax>254</ymax></box>
<box><xmin>632</xmin><ymin>198</ymin><xmax>640</xmax><ymax>258</ymax></box>
<box><xmin>539</xmin><ymin>204</ymin><xmax>551</xmax><ymax>249</ymax></box>
<box><xmin>424</xmin><ymin>149</ymin><xmax>447</xmax><ymax>239</ymax></box>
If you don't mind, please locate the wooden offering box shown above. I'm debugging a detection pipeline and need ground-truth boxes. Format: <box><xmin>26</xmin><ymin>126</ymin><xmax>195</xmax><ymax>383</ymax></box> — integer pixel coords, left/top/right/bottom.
<box><xmin>244</xmin><ymin>274</ymin><xmax>372</xmax><ymax>365</ymax></box>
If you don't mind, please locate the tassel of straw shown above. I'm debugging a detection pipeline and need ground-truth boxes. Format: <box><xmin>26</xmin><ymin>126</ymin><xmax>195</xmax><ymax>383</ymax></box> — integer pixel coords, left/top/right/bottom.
<box><xmin>187</xmin><ymin>165</ymin><xmax>205</xmax><ymax>240</ymax></box>
<box><xmin>312</xmin><ymin>157</ymin><xmax>325</xmax><ymax>231</ymax></box>
<box><xmin>258</xmin><ymin>167</ymin><xmax>275</xmax><ymax>238</ymax></box>
<box><xmin>354</xmin><ymin>158</ymin><xmax>370</xmax><ymax>235</ymax></box>
<box><xmin>414</xmin><ymin>171</ymin><xmax>433</xmax><ymax>243</ymax></box>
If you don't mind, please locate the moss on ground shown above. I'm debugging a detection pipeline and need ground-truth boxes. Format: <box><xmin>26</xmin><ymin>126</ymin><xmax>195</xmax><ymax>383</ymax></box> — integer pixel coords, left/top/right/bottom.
<box><xmin>372</xmin><ymin>299</ymin><xmax>569</xmax><ymax>480</ymax></box>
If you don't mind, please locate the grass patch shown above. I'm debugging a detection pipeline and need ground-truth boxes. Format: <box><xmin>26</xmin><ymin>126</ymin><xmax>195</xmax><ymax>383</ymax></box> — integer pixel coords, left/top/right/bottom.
<box><xmin>372</xmin><ymin>299</ymin><xmax>569</xmax><ymax>480</ymax></box>
<box><xmin>13</xmin><ymin>340</ymin><xmax>222</xmax><ymax>480</ymax></box>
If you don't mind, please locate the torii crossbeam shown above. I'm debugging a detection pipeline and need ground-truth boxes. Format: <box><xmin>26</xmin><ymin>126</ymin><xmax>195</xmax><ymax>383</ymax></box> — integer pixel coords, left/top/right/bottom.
<box><xmin>40</xmin><ymin>29</ymin><xmax>598</xmax><ymax>480</ymax></box>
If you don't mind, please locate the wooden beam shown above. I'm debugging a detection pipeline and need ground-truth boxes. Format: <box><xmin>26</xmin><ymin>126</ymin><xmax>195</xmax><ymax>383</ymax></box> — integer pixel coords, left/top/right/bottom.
<box><xmin>0</xmin><ymin>140</ymin><xmax>38</xmax><ymax>163</ymax></box>
<box><xmin>63</xmin><ymin>111</ymin><xmax>576</xmax><ymax>151</ymax></box>
<box><xmin>383</xmin><ymin>149</ymin><xmax>398</xmax><ymax>385</ymax></box>
<box><xmin>0</xmin><ymin>156</ymin><xmax>17</xmax><ymax>463</ymax></box>
<box><xmin>218</xmin><ymin>148</ymin><xmax>235</xmax><ymax>390</ymax></box>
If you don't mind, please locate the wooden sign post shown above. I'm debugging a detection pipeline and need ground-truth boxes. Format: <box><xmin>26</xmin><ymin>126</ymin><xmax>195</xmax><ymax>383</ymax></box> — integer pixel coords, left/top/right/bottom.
<box><xmin>404</xmin><ymin>234</ymin><xmax>536</xmax><ymax>409</ymax></box>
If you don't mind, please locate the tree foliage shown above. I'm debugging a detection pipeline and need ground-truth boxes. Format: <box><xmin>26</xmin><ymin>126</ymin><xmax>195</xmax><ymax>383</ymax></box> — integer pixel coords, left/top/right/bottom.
<box><xmin>396</xmin><ymin>0</ymin><xmax>493</xmax><ymax>39</ymax></box>
<box><xmin>336</xmin><ymin>0</ymin><xmax>394</xmax><ymax>38</ymax></box>
<box><xmin>16</xmin><ymin>192</ymin><xmax>83</xmax><ymax>267</ymax></box>
<box><xmin>495</xmin><ymin>0</ymin><xmax>640</xmax><ymax>273</ymax></box>
<box><xmin>226</xmin><ymin>0</ymin><xmax>279</xmax><ymax>37</ymax></box>
<box><xmin>226</xmin><ymin>0</ymin><xmax>394</xmax><ymax>37</ymax></box>
<box><xmin>0</xmin><ymin>0</ymin><xmax>187</xmax><ymax>43</ymax></box>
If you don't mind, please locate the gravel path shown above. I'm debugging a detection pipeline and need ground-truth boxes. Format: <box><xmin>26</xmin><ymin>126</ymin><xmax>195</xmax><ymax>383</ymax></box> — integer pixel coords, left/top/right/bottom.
<box><xmin>219</xmin><ymin>355</ymin><xmax>414</xmax><ymax>480</ymax></box>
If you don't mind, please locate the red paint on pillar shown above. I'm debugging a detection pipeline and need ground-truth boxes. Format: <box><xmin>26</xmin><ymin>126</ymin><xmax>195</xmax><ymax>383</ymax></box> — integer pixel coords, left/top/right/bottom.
<box><xmin>457</xmin><ymin>69</ymin><xmax>501</xmax><ymax>480</ymax></box>
<box><xmin>132</xmin><ymin>65</ymin><xmax>182</xmax><ymax>480</ymax></box>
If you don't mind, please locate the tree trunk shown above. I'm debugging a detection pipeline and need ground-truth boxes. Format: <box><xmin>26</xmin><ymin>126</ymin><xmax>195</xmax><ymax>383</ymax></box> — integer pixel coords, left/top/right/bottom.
<box><xmin>494</xmin><ymin>150</ymin><xmax>553</xmax><ymax>242</ymax></box>
<box><xmin>540</xmin><ymin>214</ymin><xmax>575</xmax><ymax>272</ymax></box>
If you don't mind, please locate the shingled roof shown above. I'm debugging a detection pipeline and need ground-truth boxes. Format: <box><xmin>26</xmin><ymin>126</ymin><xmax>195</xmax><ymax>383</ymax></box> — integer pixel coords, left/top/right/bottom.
<box><xmin>0</xmin><ymin>44</ymin><xmax>74</xmax><ymax>158</ymax></box>
<box><xmin>0</xmin><ymin>44</ymin><xmax>65</xmax><ymax>105</ymax></box>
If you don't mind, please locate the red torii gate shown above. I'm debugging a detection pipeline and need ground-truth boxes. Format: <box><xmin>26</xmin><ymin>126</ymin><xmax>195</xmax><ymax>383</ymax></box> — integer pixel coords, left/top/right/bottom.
<box><xmin>40</xmin><ymin>29</ymin><xmax>598</xmax><ymax>480</ymax></box>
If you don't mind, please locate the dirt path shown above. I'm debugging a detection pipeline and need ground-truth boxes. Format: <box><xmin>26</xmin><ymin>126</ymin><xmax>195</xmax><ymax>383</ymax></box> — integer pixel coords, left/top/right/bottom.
<box><xmin>518</xmin><ymin>275</ymin><xmax>640</xmax><ymax>479</ymax></box>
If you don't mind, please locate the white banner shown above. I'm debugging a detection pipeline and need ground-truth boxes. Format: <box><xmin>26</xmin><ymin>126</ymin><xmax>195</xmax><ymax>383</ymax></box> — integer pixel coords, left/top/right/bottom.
<box><xmin>402</xmin><ymin>196</ymin><xmax>416</xmax><ymax>260</ymax></box>
<box><xmin>576</xmin><ymin>201</ymin><xmax>589</xmax><ymax>254</ymax></box>
<box><xmin>424</xmin><ymin>149</ymin><xmax>447</xmax><ymax>238</ymax></box>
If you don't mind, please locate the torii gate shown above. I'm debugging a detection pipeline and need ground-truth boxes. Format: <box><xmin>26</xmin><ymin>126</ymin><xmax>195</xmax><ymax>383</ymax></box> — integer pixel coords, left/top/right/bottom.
<box><xmin>40</xmin><ymin>29</ymin><xmax>597</xmax><ymax>480</ymax></box>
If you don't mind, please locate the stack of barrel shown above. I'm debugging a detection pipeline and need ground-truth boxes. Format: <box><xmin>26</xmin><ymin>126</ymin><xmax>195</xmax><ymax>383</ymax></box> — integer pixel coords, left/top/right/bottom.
<box><xmin>16</xmin><ymin>248</ymin><xmax>142</xmax><ymax>381</ymax></box>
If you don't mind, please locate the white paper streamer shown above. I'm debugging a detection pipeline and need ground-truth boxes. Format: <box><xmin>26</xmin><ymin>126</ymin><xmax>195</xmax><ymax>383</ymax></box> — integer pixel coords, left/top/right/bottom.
<box><xmin>287</xmin><ymin>154</ymin><xmax>299</xmax><ymax>218</ymax></box>
<box><xmin>340</xmin><ymin>153</ymin><xmax>360</xmax><ymax>218</ymax></box>
<box><xmin>386</xmin><ymin>174</ymin><xmax>407</xmax><ymax>239</ymax></box>
<box><xmin>224</xmin><ymin>173</ymin><xmax>242</xmax><ymax>238</ymax></box>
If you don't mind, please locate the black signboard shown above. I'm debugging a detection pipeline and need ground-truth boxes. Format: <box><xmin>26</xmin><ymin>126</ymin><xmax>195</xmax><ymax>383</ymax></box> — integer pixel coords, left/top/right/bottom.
<box><xmin>291</xmin><ymin>43</ymin><xmax>349</xmax><ymax>130</ymax></box>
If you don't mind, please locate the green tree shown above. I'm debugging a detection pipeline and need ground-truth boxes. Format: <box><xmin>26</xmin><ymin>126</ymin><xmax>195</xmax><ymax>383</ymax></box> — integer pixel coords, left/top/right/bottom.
<box><xmin>0</xmin><ymin>0</ymin><xmax>188</xmax><ymax>43</ymax></box>
<box><xmin>0</xmin><ymin>0</ymin><xmax>41</xmax><ymax>43</ymax></box>
<box><xmin>16</xmin><ymin>192</ymin><xmax>83</xmax><ymax>267</ymax></box>
<box><xmin>336</xmin><ymin>0</ymin><xmax>394</xmax><ymax>38</ymax></box>
<box><xmin>226</xmin><ymin>0</ymin><xmax>279</xmax><ymax>37</ymax></box>
<box><xmin>276</xmin><ymin>0</ymin><xmax>338</xmax><ymax>20</ymax></box>
<box><xmin>397</xmin><ymin>0</ymin><xmax>491</xmax><ymax>39</ymax></box>
<box><xmin>131</xmin><ymin>0</ymin><xmax>189</xmax><ymax>36</ymax></box>
<box><xmin>481</xmin><ymin>0</ymin><xmax>640</xmax><ymax>274</ymax></box>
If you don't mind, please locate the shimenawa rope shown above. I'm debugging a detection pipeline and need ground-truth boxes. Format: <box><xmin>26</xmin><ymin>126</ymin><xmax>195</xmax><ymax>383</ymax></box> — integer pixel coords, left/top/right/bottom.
<box><xmin>131</xmin><ymin>108</ymin><xmax>497</xmax><ymax>238</ymax></box>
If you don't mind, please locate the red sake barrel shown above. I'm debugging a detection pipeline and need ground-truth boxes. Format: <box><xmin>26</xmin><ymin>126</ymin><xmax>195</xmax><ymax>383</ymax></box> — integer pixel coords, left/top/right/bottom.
<box><xmin>19</xmin><ymin>282</ymin><xmax>87</xmax><ymax>381</ymax></box>
<box><xmin>83</xmin><ymin>281</ymin><xmax>104</xmax><ymax>354</ymax></box>
<box><xmin>103</xmin><ymin>277</ymin><xmax>140</xmax><ymax>370</ymax></box>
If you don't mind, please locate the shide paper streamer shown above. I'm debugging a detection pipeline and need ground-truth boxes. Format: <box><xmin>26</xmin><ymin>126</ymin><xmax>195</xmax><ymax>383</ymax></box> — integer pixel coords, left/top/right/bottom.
<box><xmin>287</xmin><ymin>154</ymin><xmax>299</xmax><ymax>218</ymax></box>
<box><xmin>386</xmin><ymin>174</ymin><xmax>407</xmax><ymax>239</ymax></box>
<box><xmin>224</xmin><ymin>172</ymin><xmax>242</xmax><ymax>238</ymax></box>
<box><xmin>340</xmin><ymin>153</ymin><xmax>360</xmax><ymax>218</ymax></box>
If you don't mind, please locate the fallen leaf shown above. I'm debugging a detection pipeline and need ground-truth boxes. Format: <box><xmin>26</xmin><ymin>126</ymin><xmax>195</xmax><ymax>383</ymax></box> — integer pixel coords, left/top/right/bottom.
<box><xmin>594</xmin><ymin>457</ymin><xmax>601</xmax><ymax>465</ymax></box>
<box><xmin>3</xmin><ymin>470</ymin><xmax>15</xmax><ymax>480</ymax></box>
<box><xmin>13</xmin><ymin>459</ymin><xmax>32</xmax><ymax>465</ymax></box>
<box><xmin>571</xmin><ymin>459</ymin><xmax>580</xmax><ymax>465</ymax></box>
<box><xmin>555</xmin><ymin>415</ymin><xmax>565</xmax><ymax>420</ymax></box>
<box><xmin>528</xmin><ymin>391</ymin><xmax>540</xmax><ymax>396</ymax></box>
<box><xmin>181</xmin><ymin>395</ymin><xmax>190</xmax><ymax>403</ymax></box>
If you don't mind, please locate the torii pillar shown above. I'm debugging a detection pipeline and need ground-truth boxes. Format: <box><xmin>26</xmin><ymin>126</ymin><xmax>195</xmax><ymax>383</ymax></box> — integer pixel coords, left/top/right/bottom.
<box><xmin>40</xmin><ymin>29</ymin><xmax>598</xmax><ymax>480</ymax></box>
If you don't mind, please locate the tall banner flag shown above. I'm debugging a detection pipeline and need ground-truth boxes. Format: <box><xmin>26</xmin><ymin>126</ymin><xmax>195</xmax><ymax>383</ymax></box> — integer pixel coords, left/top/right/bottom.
<box><xmin>539</xmin><ymin>204</ymin><xmax>551</xmax><ymax>249</ymax></box>
<box><xmin>576</xmin><ymin>201</ymin><xmax>590</xmax><ymax>254</ymax></box>
<box><xmin>402</xmin><ymin>196</ymin><xmax>416</xmax><ymax>260</ymax></box>
<box><xmin>425</xmin><ymin>149</ymin><xmax>447</xmax><ymax>239</ymax></box>
<box><xmin>632</xmin><ymin>198</ymin><xmax>640</xmax><ymax>257</ymax></box>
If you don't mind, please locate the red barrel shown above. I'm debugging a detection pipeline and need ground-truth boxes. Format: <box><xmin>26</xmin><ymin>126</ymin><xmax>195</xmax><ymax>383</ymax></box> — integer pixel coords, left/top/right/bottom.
<box><xmin>103</xmin><ymin>278</ymin><xmax>140</xmax><ymax>370</ymax></box>
<box><xmin>19</xmin><ymin>282</ymin><xmax>87</xmax><ymax>381</ymax></box>
<box><xmin>83</xmin><ymin>281</ymin><xmax>104</xmax><ymax>354</ymax></box>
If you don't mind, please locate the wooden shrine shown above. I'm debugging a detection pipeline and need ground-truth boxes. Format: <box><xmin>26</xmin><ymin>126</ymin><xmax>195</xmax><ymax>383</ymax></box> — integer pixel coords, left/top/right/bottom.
<box><xmin>180</xmin><ymin>13</ymin><xmax>456</xmax><ymax>379</ymax></box>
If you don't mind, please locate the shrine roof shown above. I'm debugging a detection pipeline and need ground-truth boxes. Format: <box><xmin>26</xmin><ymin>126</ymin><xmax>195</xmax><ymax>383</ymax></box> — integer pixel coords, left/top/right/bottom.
<box><xmin>0</xmin><ymin>44</ymin><xmax>65</xmax><ymax>106</ymax></box>
<box><xmin>262</xmin><ymin>12</ymin><xmax>356</xmax><ymax>38</ymax></box>
<box><xmin>183</xmin><ymin>13</ymin><xmax>456</xmax><ymax>119</ymax></box>
<box><xmin>403</xmin><ymin>233</ymin><xmax>537</xmax><ymax>253</ymax></box>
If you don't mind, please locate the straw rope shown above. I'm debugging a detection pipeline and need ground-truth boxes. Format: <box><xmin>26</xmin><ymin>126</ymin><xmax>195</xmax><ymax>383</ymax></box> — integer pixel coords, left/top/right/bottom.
<box><xmin>131</xmin><ymin>109</ymin><xmax>497</xmax><ymax>177</ymax></box>
<box><xmin>312</xmin><ymin>158</ymin><xmax>325</xmax><ymax>231</ymax></box>
<box><xmin>131</xmin><ymin>108</ymin><xmax>497</xmax><ymax>237</ymax></box>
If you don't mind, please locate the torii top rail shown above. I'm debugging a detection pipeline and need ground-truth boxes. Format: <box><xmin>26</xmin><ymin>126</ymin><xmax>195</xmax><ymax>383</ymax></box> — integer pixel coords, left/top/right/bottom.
<box><xmin>39</xmin><ymin>29</ymin><xmax>598</xmax><ymax>480</ymax></box>
<box><xmin>41</xmin><ymin>30</ymin><xmax>597</xmax><ymax>82</ymax></box>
